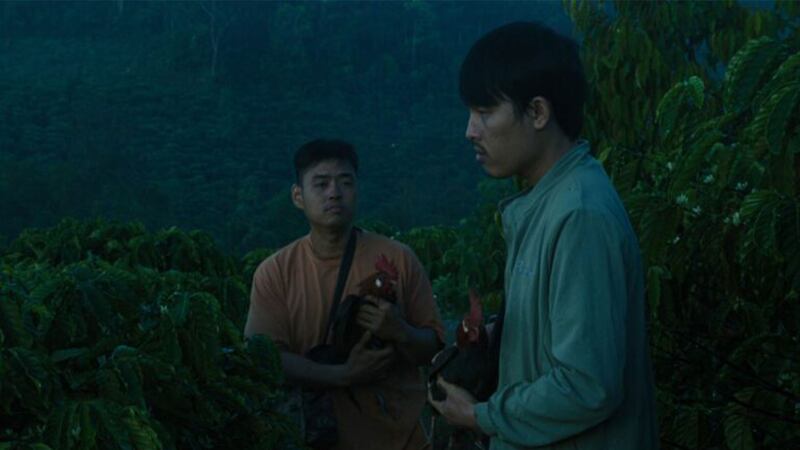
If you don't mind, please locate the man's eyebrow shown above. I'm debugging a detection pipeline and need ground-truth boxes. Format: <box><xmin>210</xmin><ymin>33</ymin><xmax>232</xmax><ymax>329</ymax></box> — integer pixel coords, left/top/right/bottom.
<box><xmin>310</xmin><ymin>173</ymin><xmax>355</xmax><ymax>180</ymax></box>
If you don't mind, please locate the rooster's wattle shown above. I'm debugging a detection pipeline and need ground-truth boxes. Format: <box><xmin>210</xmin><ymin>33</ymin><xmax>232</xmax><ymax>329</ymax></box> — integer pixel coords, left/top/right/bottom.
<box><xmin>354</xmin><ymin>254</ymin><xmax>399</xmax><ymax>302</ymax></box>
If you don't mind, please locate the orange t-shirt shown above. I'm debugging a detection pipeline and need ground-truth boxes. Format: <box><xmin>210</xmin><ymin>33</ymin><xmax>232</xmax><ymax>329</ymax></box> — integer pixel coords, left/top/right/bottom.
<box><xmin>244</xmin><ymin>230</ymin><xmax>444</xmax><ymax>450</ymax></box>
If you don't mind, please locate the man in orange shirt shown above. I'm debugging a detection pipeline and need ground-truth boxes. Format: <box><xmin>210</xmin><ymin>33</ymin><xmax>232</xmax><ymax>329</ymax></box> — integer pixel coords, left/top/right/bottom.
<box><xmin>245</xmin><ymin>139</ymin><xmax>444</xmax><ymax>449</ymax></box>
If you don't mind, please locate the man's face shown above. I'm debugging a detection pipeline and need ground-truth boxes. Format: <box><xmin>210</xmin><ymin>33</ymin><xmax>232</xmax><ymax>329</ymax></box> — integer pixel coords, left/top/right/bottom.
<box><xmin>292</xmin><ymin>158</ymin><xmax>357</xmax><ymax>231</ymax></box>
<box><xmin>465</xmin><ymin>99</ymin><xmax>539</xmax><ymax>180</ymax></box>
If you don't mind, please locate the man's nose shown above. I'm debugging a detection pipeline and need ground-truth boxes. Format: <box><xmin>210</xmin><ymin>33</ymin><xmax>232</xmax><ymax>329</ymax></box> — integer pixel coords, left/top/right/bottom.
<box><xmin>465</xmin><ymin>114</ymin><xmax>480</xmax><ymax>141</ymax></box>
<box><xmin>326</xmin><ymin>181</ymin><xmax>343</xmax><ymax>198</ymax></box>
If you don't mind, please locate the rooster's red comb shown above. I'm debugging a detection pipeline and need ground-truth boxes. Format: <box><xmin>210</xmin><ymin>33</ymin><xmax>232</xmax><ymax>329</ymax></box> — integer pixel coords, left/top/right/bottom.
<box><xmin>468</xmin><ymin>288</ymin><xmax>483</xmax><ymax>324</ymax></box>
<box><xmin>375</xmin><ymin>254</ymin><xmax>399</xmax><ymax>280</ymax></box>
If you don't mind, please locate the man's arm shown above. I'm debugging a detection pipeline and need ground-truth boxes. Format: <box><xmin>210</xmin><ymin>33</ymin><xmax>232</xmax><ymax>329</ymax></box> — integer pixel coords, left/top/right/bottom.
<box><xmin>281</xmin><ymin>331</ymin><xmax>396</xmax><ymax>388</ymax></box>
<box><xmin>428</xmin><ymin>378</ymin><xmax>479</xmax><ymax>429</ymax></box>
<box><xmin>355</xmin><ymin>297</ymin><xmax>440</xmax><ymax>365</ymax></box>
<box><xmin>471</xmin><ymin>210</ymin><xmax>629</xmax><ymax>446</ymax></box>
<box><xmin>245</xmin><ymin>257</ymin><xmax>395</xmax><ymax>388</ymax></box>
<box><xmin>355</xmin><ymin>245</ymin><xmax>444</xmax><ymax>365</ymax></box>
<box><xmin>280</xmin><ymin>351</ymin><xmax>349</xmax><ymax>389</ymax></box>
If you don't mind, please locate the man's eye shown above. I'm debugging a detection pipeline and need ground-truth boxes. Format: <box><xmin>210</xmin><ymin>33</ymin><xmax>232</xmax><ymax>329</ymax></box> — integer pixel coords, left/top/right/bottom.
<box><xmin>471</xmin><ymin>108</ymin><xmax>491</xmax><ymax>120</ymax></box>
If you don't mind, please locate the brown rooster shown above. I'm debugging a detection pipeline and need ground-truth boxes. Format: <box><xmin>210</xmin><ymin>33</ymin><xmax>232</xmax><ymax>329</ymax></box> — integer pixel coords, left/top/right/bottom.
<box><xmin>329</xmin><ymin>254</ymin><xmax>400</xmax><ymax>361</ymax></box>
<box><xmin>355</xmin><ymin>254</ymin><xmax>399</xmax><ymax>302</ymax></box>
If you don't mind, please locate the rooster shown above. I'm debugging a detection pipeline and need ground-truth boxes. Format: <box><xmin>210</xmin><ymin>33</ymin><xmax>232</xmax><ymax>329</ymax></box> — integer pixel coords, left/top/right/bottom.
<box><xmin>428</xmin><ymin>290</ymin><xmax>499</xmax><ymax>449</ymax></box>
<box><xmin>330</xmin><ymin>254</ymin><xmax>400</xmax><ymax>361</ymax></box>
<box><xmin>355</xmin><ymin>253</ymin><xmax>399</xmax><ymax>302</ymax></box>
<box><xmin>428</xmin><ymin>289</ymin><xmax>496</xmax><ymax>402</ymax></box>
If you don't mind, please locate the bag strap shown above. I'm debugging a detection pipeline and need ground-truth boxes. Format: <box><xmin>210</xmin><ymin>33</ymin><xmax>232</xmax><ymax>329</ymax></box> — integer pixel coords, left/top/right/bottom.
<box><xmin>321</xmin><ymin>227</ymin><xmax>358</xmax><ymax>345</ymax></box>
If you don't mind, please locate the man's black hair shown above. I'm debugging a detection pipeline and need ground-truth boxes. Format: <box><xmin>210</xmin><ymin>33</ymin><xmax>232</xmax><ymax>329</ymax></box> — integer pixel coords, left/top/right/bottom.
<box><xmin>459</xmin><ymin>21</ymin><xmax>586</xmax><ymax>140</ymax></box>
<box><xmin>294</xmin><ymin>139</ymin><xmax>359</xmax><ymax>185</ymax></box>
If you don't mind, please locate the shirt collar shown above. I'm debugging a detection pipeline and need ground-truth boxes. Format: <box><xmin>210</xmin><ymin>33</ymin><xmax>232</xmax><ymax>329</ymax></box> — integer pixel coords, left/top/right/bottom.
<box><xmin>498</xmin><ymin>140</ymin><xmax>591</xmax><ymax>217</ymax></box>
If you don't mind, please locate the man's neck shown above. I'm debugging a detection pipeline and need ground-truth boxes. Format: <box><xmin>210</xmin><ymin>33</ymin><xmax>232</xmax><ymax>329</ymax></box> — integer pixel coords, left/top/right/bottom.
<box><xmin>309</xmin><ymin>225</ymin><xmax>353</xmax><ymax>260</ymax></box>
<box><xmin>523</xmin><ymin>133</ymin><xmax>576</xmax><ymax>188</ymax></box>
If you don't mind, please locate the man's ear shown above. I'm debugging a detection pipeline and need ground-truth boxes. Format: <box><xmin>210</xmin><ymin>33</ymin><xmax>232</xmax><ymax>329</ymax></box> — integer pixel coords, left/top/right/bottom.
<box><xmin>291</xmin><ymin>183</ymin><xmax>304</xmax><ymax>210</ymax></box>
<box><xmin>527</xmin><ymin>96</ymin><xmax>552</xmax><ymax>130</ymax></box>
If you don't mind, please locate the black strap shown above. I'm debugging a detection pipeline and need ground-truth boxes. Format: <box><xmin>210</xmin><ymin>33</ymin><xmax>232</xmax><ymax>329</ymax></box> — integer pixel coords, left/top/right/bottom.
<box><xmin>321</xmin><ymin>227</ymin><xmax>358</xmax><ymax>345</ymax></box>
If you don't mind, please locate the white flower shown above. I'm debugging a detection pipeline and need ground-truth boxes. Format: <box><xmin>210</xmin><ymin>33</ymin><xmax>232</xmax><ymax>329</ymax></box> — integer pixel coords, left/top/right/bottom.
<box><xmin>692</xmin><ymin>206</ymin><xmax>702</xmax><ymax>215</ymax></box>
<box><xmin>671</xmin><ymin>235</ymin><xmax>681</xmax><ymax>244</ymax></box>
<box><xmin>735</xmin><ymin>181</ymin><xmax>748</xmax><ymax>191</ymax></box>
<box><xmin>732</xmin><ymin>212</ymin><xmax>741</xmax><ymax>225</ymax></box>
<box><xmin>666</xmin><ymin>162</ymin><xmax>674</xmax><ymax>171</ymax></box>
<box><xmin>703</xmin><ymin>174</ymin><xmax>715</xmax><ymax>184</ymax></box>
<box><xmin>675</xmin><ymin>194</ymin><xmax>689</xmax><ymax>206</ymax></box>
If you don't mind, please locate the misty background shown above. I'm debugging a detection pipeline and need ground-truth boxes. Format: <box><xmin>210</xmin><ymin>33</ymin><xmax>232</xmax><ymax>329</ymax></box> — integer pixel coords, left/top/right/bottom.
<box><xmin>0</xmin><ymin>1</ymin><xmax>573</xmax><ymax>254</ymax></box>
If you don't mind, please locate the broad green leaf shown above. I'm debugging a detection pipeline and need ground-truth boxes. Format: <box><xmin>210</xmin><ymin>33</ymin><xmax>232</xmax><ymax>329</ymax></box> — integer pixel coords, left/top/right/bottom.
<box><xmin>0</xmin><ymin>296</ymin><xmax>32</xmax><ymax>349</ymax></box>
<box><xmin>740</xmin><ymin>190</ymin><xmax>781</xmax><ymax>220</ymax></box>
<box><xmin>77</xmin><ymin>401</ymin><xmax>97</xmax><ymax>450</ymax></box>
<box><xmin>724</xmin><ymin>36</ymin><xmax>782</xmax><ymax>114</ymax></box>
<box><xmin>724</xmin><ymin>401</ymin><xmax>756</xmax><ymax>450</ymax></box>
<box><xmin>28</xmin><ymin>276</ymin><xmax>60</xmax><ymax>307</ymax></box>
<box><xmin>51</xmin><ymin>347</ymin><xmax>88</xmax><ymax>363</ymax></box>
<box><xmin>91</xmin><ymin>400</ymin><xmax>134</xmax><ymax>450</ymax></box>
<box><xmin>655</xmin><ymin>81</ymin><xmax>686</xmax><ymax>139</ymax></box>
<box><xmin>673</xmin><ymin>408</ymin><xmax>699</xmax><ymax>449</ymax></box>
<box><xmin>687</xmin><ymin>75</ymin><xmax>705</xmax><ymax>108</ymax></box>
<box><xmin>765</xmin><ymin>86</ymin><xmax>800</xmax><ymax>149</ymax></box>
<box><xmin>122</xmin><ymin>407</ymin><xmax>163</xmax><ymax>450</ymax></box>
<box><xmin>45</xmin><ymin>400</ymin><xmax>80</xmax><ymax>449</ymax></box>
<box><xmin>646</xmin><ymin>266</ymin><xmax>669</xmax><ymax>315</ymax></box>
<box><xmin>669</xmin><ymin>128</ymin><xmax>723</xmax><ymax>197</ymax></box>
<box><xmin>752</xmin><ymin>50</ymin><xmax>800</xmax><ymax>110</ymax></box>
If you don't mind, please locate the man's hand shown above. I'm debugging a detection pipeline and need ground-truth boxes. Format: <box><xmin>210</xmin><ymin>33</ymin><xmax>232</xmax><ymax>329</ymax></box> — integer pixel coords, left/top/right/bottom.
<box><xmin>342</xmin><ymin>330</ymin><xmax>395</xmax><ymax>386</ymax></box>
<box><xmin>355</xmin><ymin>296</ymin><xmax>408</xmax><ymax>342</ymax></box>
<box><xmin>428</xmin><ymin>377</ymin><xmax>479</xmax><ymax>430</ymax></box>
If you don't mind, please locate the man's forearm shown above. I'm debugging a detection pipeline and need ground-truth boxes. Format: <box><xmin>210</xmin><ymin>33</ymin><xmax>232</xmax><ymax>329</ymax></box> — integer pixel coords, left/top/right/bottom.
<box><xmin>393</xmin><ymin>324</ymin><xmax>441</xmax><ymax>366</ymax></box>
<box><xmin>280</xmin><ymin>351</ymin><xmax>347</xmax><ymax>389</ymax></box>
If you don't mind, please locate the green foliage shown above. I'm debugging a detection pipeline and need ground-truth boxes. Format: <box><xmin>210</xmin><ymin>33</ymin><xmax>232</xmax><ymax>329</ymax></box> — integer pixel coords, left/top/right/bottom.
<box><xmin>723</xmin><ymin>36</ymin><xmax>786</xmax><ymax>115</ymax></box>
<box><xmin>2</xmin><ymin>2</ymin><xmax>799</xmax><ymax>449</ymax></box>
<box><xmin>566</xmin><ymin>1</ymin><xmax>800</xmax><ymax>448</ymax></box>
<box><xmin>396</xmin><ymin>179</ymin><xmax>512</xmax><ymax>318</ymax></box>
<box><xmin>0</xmin><ymin>219</ymin><xmax>299</xmax><ymax>449</ymax></box>
<box><xmin>0</xmin><ymin>1</ymin><xmax>569</xmax><ymax>255</ymax></box>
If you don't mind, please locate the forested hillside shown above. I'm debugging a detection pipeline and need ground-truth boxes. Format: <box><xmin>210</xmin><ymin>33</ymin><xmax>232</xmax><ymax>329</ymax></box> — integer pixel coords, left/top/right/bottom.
<box><xmin>0</xmin><ymin>0</ymin><xmax>569</xmax><ymax>254</ymax></box>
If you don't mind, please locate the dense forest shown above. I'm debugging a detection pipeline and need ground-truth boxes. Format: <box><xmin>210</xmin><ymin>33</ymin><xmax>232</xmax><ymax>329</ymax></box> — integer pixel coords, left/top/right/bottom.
<box><xmin>1</xmin><ymin>1</ymin><xmax>800</xmax><ymax>449</ymax></box>
<box><xmin>0</xmin><ymin>0</ymin><xmax>569</xmax><ymax>254</ymax></box>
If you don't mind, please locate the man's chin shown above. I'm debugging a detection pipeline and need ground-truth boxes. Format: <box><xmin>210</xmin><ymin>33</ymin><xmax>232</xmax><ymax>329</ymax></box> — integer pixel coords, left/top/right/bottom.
<box><xmin>318</xmin><ymin>216</ymin><xmax>354</xmax><ymax>231</ymax></box>
<box><xmin>482</xmin><ymin>167</ymin><xmax>510</xmax><ymax>179</ymax></box>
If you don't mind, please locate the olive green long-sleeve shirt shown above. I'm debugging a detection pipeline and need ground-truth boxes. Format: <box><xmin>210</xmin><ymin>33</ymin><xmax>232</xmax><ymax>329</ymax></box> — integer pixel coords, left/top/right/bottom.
<box><xmin>474</xmin><ymin>141</ymin><xmax>658</xmax><ymax>449</ymax></box>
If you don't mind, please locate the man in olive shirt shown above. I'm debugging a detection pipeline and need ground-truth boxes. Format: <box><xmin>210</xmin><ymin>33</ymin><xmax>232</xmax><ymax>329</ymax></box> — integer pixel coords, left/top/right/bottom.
<box><xmin>429</xmin><ymin>22</ymin><xmax>658</xmax><ymax>449</ymax></box>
